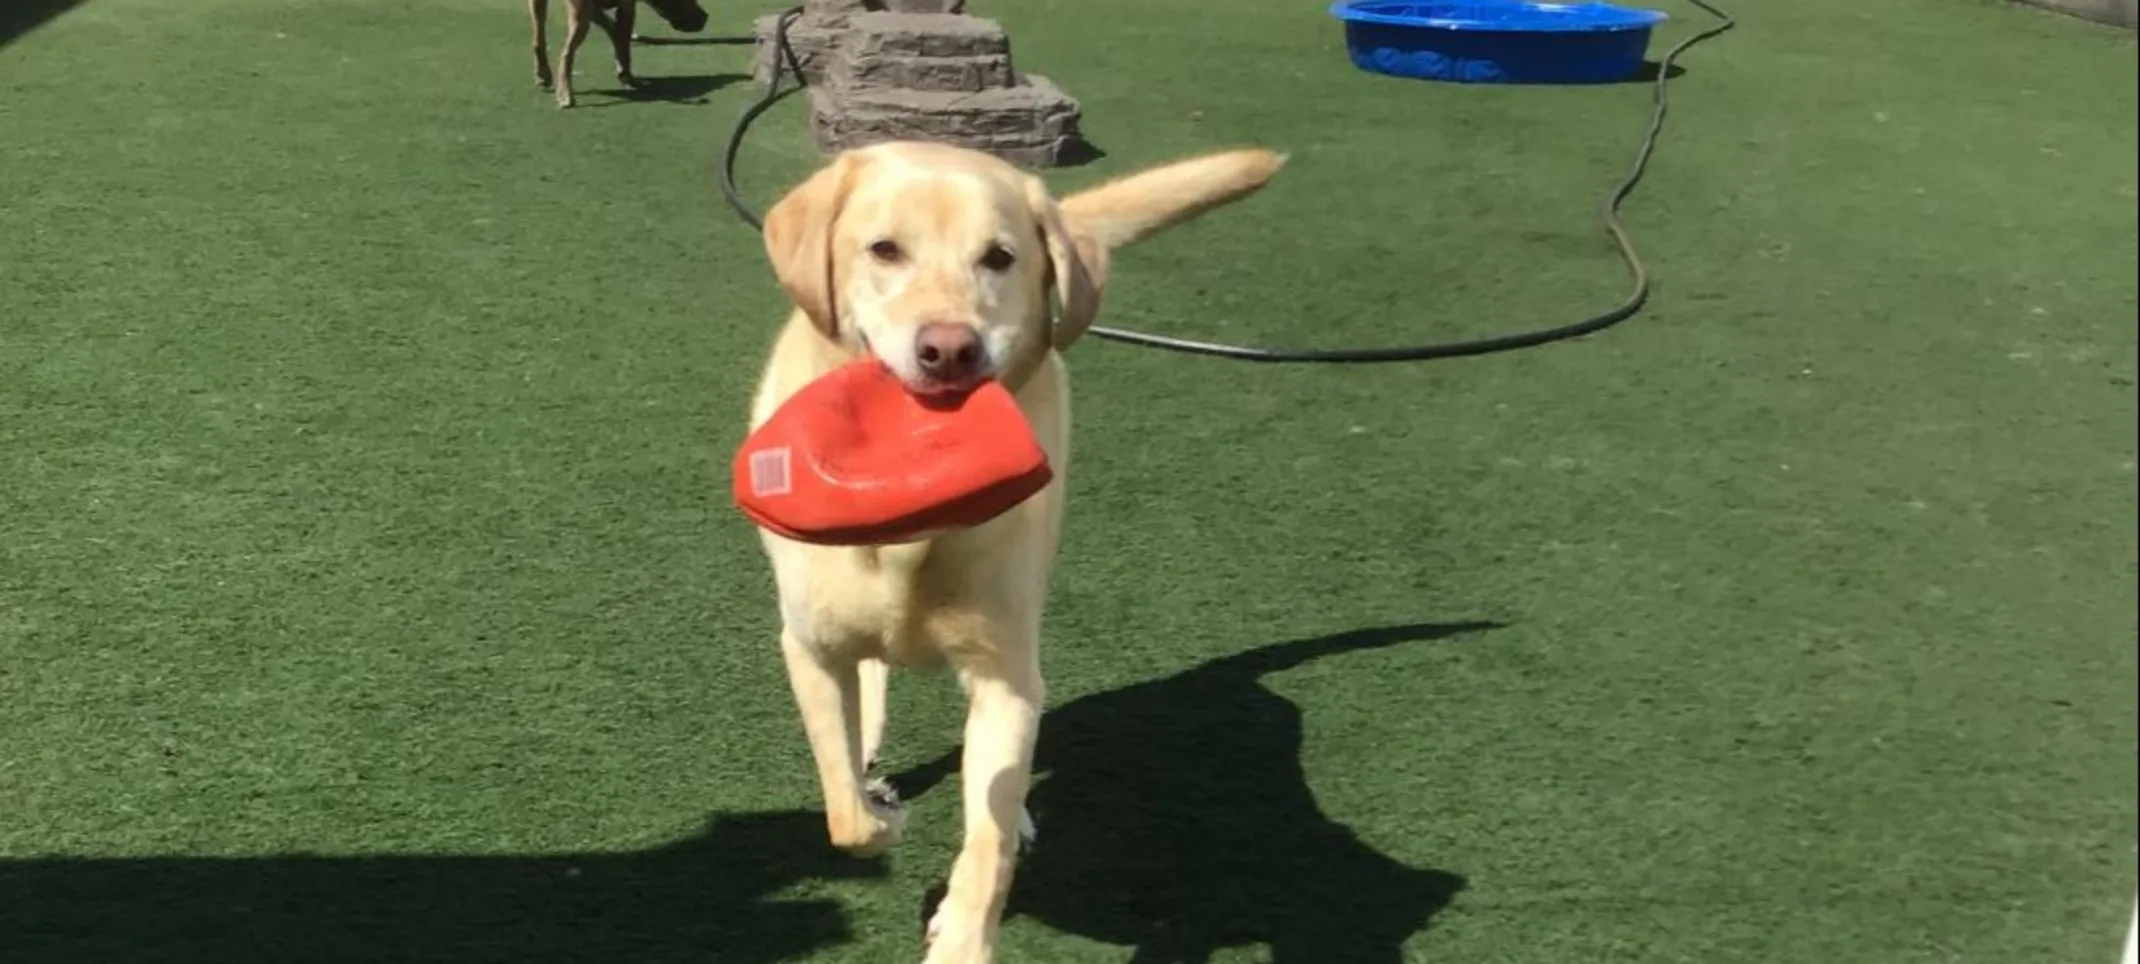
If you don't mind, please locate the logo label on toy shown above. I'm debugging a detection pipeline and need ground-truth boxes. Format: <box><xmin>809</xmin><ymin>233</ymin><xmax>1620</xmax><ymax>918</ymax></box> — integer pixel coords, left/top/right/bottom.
<box><xmin>749</xmin><ymin>447</ymin><xmax>793</xmax><ymax>498</ymax></box>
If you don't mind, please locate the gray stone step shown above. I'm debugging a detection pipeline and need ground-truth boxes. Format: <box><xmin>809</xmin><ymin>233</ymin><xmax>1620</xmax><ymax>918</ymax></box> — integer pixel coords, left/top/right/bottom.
<box><xmin>802</xmin><ymin>0</ymin><xmax>870</xmax><ymax>24</ymax></box>
<box><xmin>878</xmin><ymin>0</ymin><xmax>967</xmax><ymax>11</ymax></box>
<box><xmin>845</xmin><ymin>12</ymin><xmax>1008</xmax><ymax>59</ymax></box>
<box><xmin>750</xmin><ymin>14</ymin><xmax>842</xmax><ymax>86</ymax></box>
<box><xmin>806</xmin><ymin>75</ymin><xmax>1085</xmax><ymax>168</ymax></box>
<box><xmin>809</xmin><ymin>74</ymin><xmax>1079</xmax><ymax>141</ymax></box>
<box><xmin>752</xmin><ymin>11</ymin><xmax>1009</xmax><ymax>88</ymax></box>
<box><xmin>828</xmin><ymin>48</ymin><xmax>1015</xmax><ymax>93</ymax></box>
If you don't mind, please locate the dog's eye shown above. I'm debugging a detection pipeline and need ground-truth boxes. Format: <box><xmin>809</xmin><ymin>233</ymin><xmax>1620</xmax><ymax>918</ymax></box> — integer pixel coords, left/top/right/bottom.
<box><xmin>977</xmin><ymin>244</ymin><xmax>1016</xmax><ymax>272</ymax></box>
<box><xmin>868</xmin><ymin>239</ymin><xmax>904</xmax><ymax>263</ymax></box>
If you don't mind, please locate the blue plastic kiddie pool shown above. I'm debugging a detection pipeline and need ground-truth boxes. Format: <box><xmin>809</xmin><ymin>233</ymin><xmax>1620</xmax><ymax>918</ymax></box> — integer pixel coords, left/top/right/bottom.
<box><xmin>1329</xmin><ymin>1</ymin><xmax>1669</xmax><ymax>85</ymax></box>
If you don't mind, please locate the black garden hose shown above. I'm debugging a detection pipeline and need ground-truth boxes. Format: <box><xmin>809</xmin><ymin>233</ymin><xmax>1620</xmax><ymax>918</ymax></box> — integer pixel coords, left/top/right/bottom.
<box><xmin>718</xmin><ymin>1</ymin><xmax>1737</xmax><ymax>364</ymax></box>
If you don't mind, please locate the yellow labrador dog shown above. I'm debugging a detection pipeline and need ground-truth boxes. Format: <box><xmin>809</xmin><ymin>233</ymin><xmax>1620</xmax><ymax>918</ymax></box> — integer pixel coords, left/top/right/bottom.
<box><xmin>746</xmin><ymin>139</ymin><xmax>1285</xmax><ymax>962</ymax></box>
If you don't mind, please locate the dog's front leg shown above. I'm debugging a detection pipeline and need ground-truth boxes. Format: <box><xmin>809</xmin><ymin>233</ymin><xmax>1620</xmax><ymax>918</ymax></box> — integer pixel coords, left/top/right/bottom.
<box><xmin>553</xmin><ymin>0</ymin><xmax>594</xmax><ymax>108</ymax></box>
<box><xmin>528</xmin><ymin>0</ymin><xmax>553</xmax><ymax>89</ymax></box>
<box><xmin>782</xmin><ymin>629</ymin><xmax>905</xmax><ymax>857</ymax></box>
<box><xmin>925</xmin><ymin>642</ymin><xmax>1044</xmax><ymax>964</ymax></box>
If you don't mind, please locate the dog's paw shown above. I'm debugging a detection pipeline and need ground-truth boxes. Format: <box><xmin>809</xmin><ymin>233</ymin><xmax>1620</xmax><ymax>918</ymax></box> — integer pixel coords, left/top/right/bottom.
<box><xmin>554</xmin><ymin>90</ymin><xmax>576</xmax><ymax>109</ymax></box>
<box><xmin>829</xmin><ymin>788</ymin><xmax>906</xmax><ymax>858</ymax></box>
<box><xmin>615</xmin><ymin>70</ymin><xmax>643</xmax><ymax>88</ymax></box>
<box><xmin>1017</xmin><ymin>807</ymin><xmax>1037</xmax><ymax>855</ymax></box>
<box><xmin>921</xmin><ymin>898</ymin><xmax>992</xmax><ymax>964</ymax></box>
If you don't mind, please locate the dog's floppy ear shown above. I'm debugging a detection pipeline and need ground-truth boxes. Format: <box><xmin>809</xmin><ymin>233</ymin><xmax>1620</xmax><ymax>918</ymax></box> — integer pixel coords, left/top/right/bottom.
<box><xmin>762</xmin><ymin>153</ymin><xmax>861</xmax><ymax>336</ymax></box>
<box><xmin>1026</xmin><ymin>179</ymin><xmax>1110</xmax><ymax>351</ymax></box>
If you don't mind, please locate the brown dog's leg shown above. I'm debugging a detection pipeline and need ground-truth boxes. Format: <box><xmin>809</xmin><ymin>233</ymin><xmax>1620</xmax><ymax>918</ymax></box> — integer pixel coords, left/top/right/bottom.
<box><xmin>608</xmin><ymin>1</ymin><xmax>640</xmax><ymax>87</ymax></box>
<box><xmin>782</xmin><ymin>629</ymin><xmax>905</xmax><ymax>857</ymax></box>
<box><xmin>554</xmin><ymin>0</ymin><xmax>594</xmax><ymax>108</ymax></box>
<box><xmin>529</xmin><ymin>0</ymin><xmax>553</xmax><ymax>89</ymax></box>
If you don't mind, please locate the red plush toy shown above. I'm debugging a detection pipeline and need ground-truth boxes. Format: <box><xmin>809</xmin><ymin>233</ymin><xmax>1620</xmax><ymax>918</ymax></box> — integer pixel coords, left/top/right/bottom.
<box><xmin>733</xmin><ymin>360</ymin><xmax>1054</xmax><ymax>546</ymax></box>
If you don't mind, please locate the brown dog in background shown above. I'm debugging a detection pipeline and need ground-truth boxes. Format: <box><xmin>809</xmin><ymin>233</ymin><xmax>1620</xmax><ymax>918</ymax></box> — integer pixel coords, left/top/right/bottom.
<box><xmin>528</xmin><ymin>0</ymin><xmax>708</xmax><ymax>108</ymax></box>
<box><xmin>746</xmin><ymin>140</ymin><xmax>1286</xmax><ymax>963</ymax></box>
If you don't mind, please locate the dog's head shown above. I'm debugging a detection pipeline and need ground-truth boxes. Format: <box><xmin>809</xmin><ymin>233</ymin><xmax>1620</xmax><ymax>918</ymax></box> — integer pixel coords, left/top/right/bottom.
<box><xmin>761</xmin><ymin>141</ymin><xmax>1286</xmax><ymax>398</ymax></box>
<box><xmin>644</xmin><ymin>0</ymin><xmax>709</xmax><ymax>33</ymax></box>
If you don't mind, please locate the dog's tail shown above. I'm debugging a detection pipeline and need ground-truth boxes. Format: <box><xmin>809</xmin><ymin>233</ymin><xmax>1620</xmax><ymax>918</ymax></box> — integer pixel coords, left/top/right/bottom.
<box><xmin>1058</xmin><ymin>148</ymin><xmax>1288</xmax><ymax>251</ymax></box>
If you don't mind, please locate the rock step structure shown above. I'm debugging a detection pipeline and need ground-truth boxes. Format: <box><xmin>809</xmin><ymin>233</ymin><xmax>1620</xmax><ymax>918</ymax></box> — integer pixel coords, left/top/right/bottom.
<box><xmin>832</xmin><ymin>13</ymin><xmax>1013</xmax><ymax>91</ymax></box>
<box><xmin>749</xmin><ymin>14</ymin><xmax>840</xmax><ymax>87</ymax></box>
<box><xmin>751</xmin><ymin>0</ymin><xmax>1092</xmax><ymax>170</ymax></box>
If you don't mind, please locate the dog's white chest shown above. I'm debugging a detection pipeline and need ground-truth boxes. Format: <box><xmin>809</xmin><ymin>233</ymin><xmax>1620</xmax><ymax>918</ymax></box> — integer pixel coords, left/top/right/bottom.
<box><xmin>766</xmin><ymin>538</ymin><xmax>933</xmax><ymax>656</ymax></box>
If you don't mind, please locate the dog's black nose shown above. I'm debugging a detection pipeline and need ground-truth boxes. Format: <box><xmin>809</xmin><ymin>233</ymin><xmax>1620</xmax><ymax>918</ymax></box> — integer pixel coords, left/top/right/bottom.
<box><xmin>915</xmin><ymin>323</ymin><xmax>984</xmax><ymax>384</ymax></box>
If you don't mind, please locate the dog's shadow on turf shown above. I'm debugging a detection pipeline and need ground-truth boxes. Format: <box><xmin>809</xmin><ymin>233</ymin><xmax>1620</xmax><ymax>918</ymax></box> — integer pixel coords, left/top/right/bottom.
<box><xmin>0</xmin><ymin>623</ymin><xmax>1485</xmax><ymax>963</ymax></box>
<box><xmin>890</xmin><ymin>621</ymin><xmax>1493</xmax><ymax>962</ymax></box>
<box><xmin>1</xmin><ymin>0</ymin><xmax>91</xmax><ymax>50</ymax></box>
<box><xmin>581</xmin><ymin>71</ymin><xmax>749</xmax><ymax>107</ymax></box>
<box><xmin>0</xmin><ymin>809</ymin><xmax>884</xmax><ymax>963</ymax></box>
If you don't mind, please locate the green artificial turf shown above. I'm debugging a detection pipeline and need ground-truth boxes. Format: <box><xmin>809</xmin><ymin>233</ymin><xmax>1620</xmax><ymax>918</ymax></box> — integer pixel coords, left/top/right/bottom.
<box><xmin>2</xmin><ymin>0</ymin><xmax>2134</xmax><ymax>960</ymax></box>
